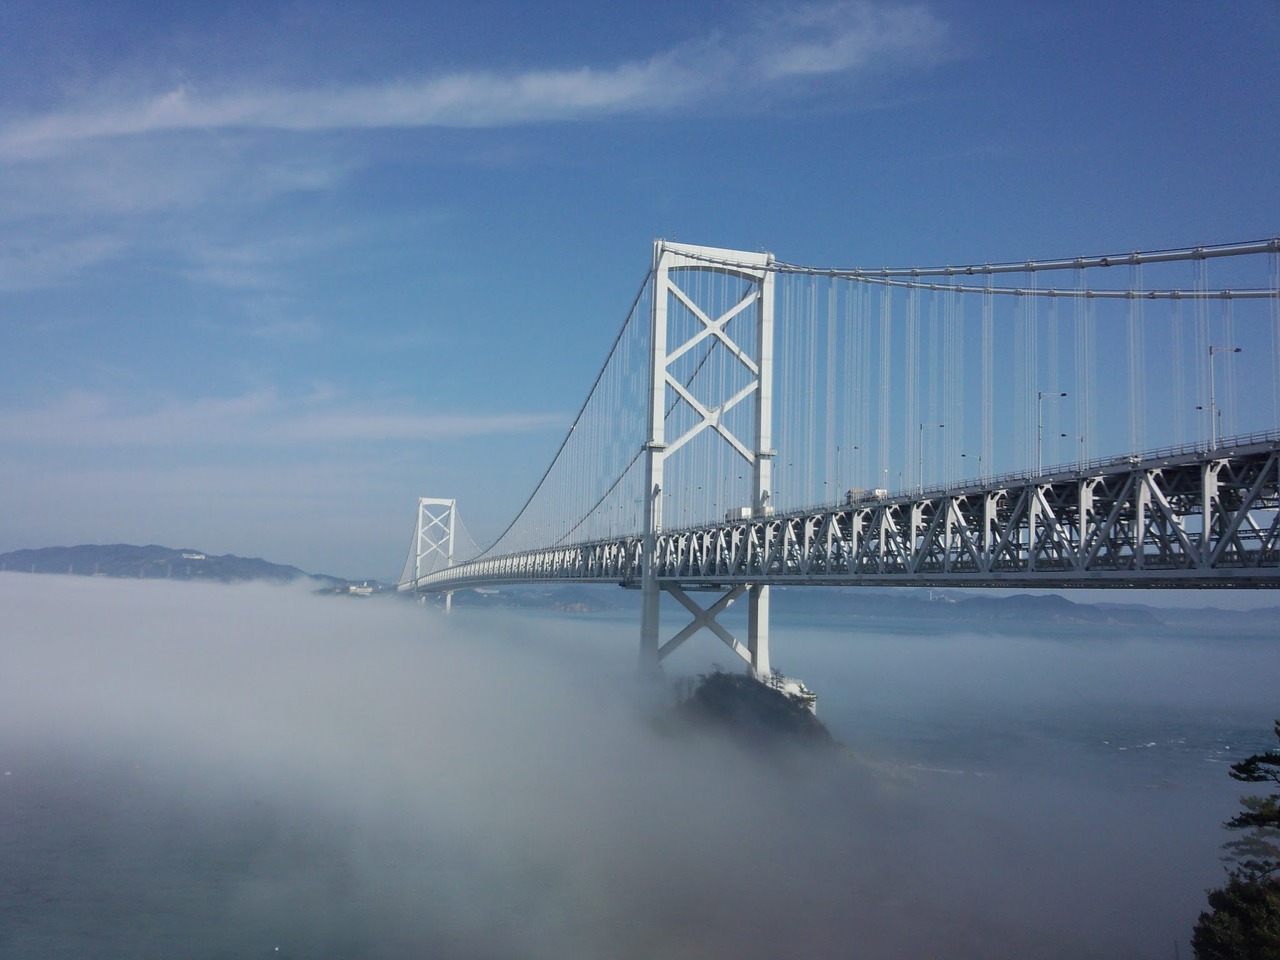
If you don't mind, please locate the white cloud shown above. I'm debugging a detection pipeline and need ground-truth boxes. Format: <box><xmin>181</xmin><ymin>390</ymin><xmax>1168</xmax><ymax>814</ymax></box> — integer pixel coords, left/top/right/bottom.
<box><xmin>0</xmin><ymin>2</ymin><xmax>948</xmax><ymax>158</ymax></box>
<box><xmin>181</xmin><ymin>224</ymin><xmax>360</xmax><ymax>292</ymax></box>
<box><xmin>0</xmin><ymin>233</ymin><xmax>126</xmax><ymax>291</ymax></box>
<box><xmin>239</xmin><ymin>316</ymin><xmax>324</xmax><ymax>341</ymax></box>
<box><xmin>0</xmin><ymin>2</ymin><xmax>949</xmax><ymax>292</ymax></box>
<box><xmin>0</xmin><ymin>138</ymin><xmax>356</xmax><ymax>290</ymax></box>
<box><xmin>0</xmin><ymin>391</ymin><xmax>565</xmax><ymax>447</ymax></box>
<box><xmin>759</xmin><ymin>2</ymin><xmax>949</xmax><ymax>79</ymax></box>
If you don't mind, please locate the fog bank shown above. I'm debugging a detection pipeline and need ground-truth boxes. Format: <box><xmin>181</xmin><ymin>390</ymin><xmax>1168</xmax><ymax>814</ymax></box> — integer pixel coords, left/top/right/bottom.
<box><xmin>0</xmin><ymin>574</ymin><xmax>1263</xmax><ymax>958</ymax></box>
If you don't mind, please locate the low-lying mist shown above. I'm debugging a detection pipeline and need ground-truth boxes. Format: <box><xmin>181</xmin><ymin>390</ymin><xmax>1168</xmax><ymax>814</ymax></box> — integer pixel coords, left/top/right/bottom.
<box><xmin>0</xmin><ymin>574</ymin><xmax>1265</xmax><ymax>958</ymax></box>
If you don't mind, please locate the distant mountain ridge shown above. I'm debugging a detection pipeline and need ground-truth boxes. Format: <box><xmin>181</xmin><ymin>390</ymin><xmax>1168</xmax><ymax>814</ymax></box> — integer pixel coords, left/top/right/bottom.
<box><xmin>6</xmin><ymin>545</ymin><xmax>1277</xmax><ymax>629</ymax></box>
<box><xmin>0</xmin><ymin>544</ymin><xmax>342</xmax><ymax>586</ymax></box>
<box><xmin>443</xmin><ymin>581</ymin><xmax>1280</xmax><ymax>631</ymax></box>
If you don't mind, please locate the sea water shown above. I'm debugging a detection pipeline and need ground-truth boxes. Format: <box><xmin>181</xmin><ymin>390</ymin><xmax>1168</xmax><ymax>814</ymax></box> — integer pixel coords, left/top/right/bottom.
<box><xmin>1</xmin><ymin>575</ymin><xmax>1276</xmax><ymax>959</ymax></box>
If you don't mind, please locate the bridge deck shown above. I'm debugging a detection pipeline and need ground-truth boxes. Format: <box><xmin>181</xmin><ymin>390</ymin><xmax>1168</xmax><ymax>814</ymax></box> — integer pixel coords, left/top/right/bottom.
<box><xmin>404</xmin><ymin>438</ymin><xmax>1280</xmax><ymax>594</ymax></box>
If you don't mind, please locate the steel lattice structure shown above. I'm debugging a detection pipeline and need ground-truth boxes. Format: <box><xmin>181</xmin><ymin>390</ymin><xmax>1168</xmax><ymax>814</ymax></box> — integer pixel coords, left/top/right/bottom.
<box><xmin>401</xmin><ymin>238</ymin><xmax>1280</xmax><ymax>674</ymax></box>
<box><xmin>406</xmin><ymin>435</ymin><xmax>1280</xmax><ymax>592</ymax></box>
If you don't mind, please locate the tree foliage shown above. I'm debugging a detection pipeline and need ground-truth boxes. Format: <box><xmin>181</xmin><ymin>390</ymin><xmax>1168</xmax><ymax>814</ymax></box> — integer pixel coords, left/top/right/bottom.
<box><xmin>1192</xmin><ymin>720</ymin><xmax>1280</xmax><ymax>959</ymax></box>
<box><xmin>1191</xmin><ymin>875</ymin><xmax>1280</xmax><ymax>960</ymax></box>
<box><xmin>1224</xmin><ymin>720</ymin><xmax>1280</xmax><ymax>883</ymax></box>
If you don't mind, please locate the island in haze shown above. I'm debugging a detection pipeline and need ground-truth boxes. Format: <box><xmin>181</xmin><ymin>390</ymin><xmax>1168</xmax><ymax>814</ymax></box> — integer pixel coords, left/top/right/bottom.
<box><xmin>5</xmin><ymin>542</ymin><xmax>1278</xmax><ymax>630</ymax></box>
<box><xmin>660</xmin><ymin>669</ymin><xmax>835</xmax><ymax>753</ymax></box>
<box><xmin>0</xmin><ymin>544</ymin><xmax>392</xmax><ymax>594</ymax></box>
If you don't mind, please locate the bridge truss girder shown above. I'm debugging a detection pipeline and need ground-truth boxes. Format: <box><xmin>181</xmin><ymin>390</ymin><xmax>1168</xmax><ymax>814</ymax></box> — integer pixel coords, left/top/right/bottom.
<box><xmin>408</xmin><ymin>440</ymin><xmax>1280</xmax><ymax>594</ymax></box>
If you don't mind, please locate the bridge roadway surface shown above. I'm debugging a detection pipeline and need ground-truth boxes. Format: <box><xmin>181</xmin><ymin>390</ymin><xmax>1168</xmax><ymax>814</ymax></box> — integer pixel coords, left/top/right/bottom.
<box><xmin>405</xmin><ymin>433</ymin><xmax>1280</xmax><ymax>594</ymax></box>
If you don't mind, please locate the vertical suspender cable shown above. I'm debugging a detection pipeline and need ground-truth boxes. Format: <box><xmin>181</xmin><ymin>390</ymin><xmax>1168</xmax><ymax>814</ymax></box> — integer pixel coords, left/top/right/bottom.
<box><xmin>1127</xmin><ymin>263</ymin><xmax>1145</xmax><ymax>453</ymax></box>
<box><xmin>1073</xmin><ymin>264</ymin><xmax>1086</xmax><ymax>467</ymax></box>
<box><xmin>945</xmin><ymin>288</ymin><xmax>963</xmax><ymax>480</ymax></box>
<box><xmin>927</xmin><ymin>290</ymin><xmax>940</xmax><ymax>484</ymax></box>
<box><xmin>1195</xmin><ymin>256</ymin><xmax>1210</xmax><ymax>444</ymax></box>
<box><xmin>905</xmin><ymin>286</ymin><xmax>919</xmax><ymax>489</ymax></box>
<box><xmin>1084</xmin><ymin>293</ymin><xmax>1096</xmax><ymax>465</ymax></box>
<box><xmin>826</xmin><ymin>276</ymin><xmax>837</xmax><ymax>498</ymax></box>
<box><xmin>1013</xmin><ymin>286</ymin><xmax>1027</xmax><ymax>470</ymax></box>
<box><xmin>982</xmin><ymin>275</ymin><xmax>994</xmax><ymax>476</ymax></box>
<box><xmin>880</xmin><ymin>287</ymin><xmax>893</xmax><ymax>492</ymax></box>
<box><xmin>1046</xmin><ymin>294</ymin><xmax>1060</xmax><ymax>462</ymax></box>
<box><xmin>1173</xmin><ymin>297</ymin><xmax>1187</xmax><ymax>446</ymax></box>
<box><xmin>784</xmin><ymin>274</ymin><xmax>795</xmax><ymax>508</ymax></box>
<box><xmin>1222</xmin><ymin>296</ymin><xmax>1237</xmax><ymax>438</ymax></box>
<box><xmin>842</xmin><ymin>279</ymin><xmax>854</xmax><ymax>491</ymax></box>
<box><xmin>1023</xmin><ymin>269</ymin><xmax>1038</xmax><ymax>471</ymax></box>
<box><xmin>805</xmin><ymin>275</ymin><xmax>818</xmax><ymax>504</ymax></box>
<box><xmin>1272</xmin><ymin>250</ymin><xmax>1280</xmax><ymax>427</ymax></box>
<box><xmin>859</xmin><ymin>282</ymin><xmax>872</xmax><ymax>490</ymax></box>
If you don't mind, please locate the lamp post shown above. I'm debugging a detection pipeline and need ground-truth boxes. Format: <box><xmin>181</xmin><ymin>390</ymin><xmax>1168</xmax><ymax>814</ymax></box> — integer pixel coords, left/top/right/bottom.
<box><xmin>919</xmin><ymin>422</ymin><xmax>944</xmax><ymax>494</ymax></box>
<box><xmin>1037</xmin><ymin>391</ymin><xmax>1068</xmax><ymax>476</ymax></box>
<box><xmin>961</xmin><ymin>452</ymin><xmax>984</xmax><ymax>484</ymax></box>
<box><xmin>1208</xmin><ymin>345</ymin><xmax>1241</xmax><ymax>449</ymax></box>
<box><xmin>837</xmin><ymin>444</ymin><xmax>860</xmax><ymax>500</ymax></box>
<box><xmin>1062</xmin><ymin>433</ymin><xmax>1085</xmax><ymax>471</ymax></box>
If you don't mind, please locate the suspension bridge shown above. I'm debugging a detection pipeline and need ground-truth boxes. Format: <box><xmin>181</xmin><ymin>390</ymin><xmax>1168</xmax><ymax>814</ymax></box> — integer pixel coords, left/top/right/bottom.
<box><xmin>400</xmin><ymin>238</ymin><xmax>1280</xmax><ymax>677</ymax></box>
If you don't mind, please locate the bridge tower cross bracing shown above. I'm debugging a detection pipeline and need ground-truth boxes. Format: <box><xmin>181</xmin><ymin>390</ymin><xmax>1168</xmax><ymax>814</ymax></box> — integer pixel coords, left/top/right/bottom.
<box><xmin>640</xmin><ymin>241</ymin><xmax>776</xmax><ymax>677</ymax></box>
<box><xmin>414</xmin><ymin>497</ymin><xmax>457</xmax><ymax>612</ymax></box>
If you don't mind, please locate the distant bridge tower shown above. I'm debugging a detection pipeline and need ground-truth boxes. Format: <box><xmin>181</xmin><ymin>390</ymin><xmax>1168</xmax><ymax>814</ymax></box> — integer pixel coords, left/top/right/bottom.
<box><xmin>641</xmin><ymin>241</ymin><xmax>776</xmax><ymax>677</ymax></box>
<box><xmin>414</xmin><ymin>497</ymin><xmax>457</xmax><ymax>612</ymax></box>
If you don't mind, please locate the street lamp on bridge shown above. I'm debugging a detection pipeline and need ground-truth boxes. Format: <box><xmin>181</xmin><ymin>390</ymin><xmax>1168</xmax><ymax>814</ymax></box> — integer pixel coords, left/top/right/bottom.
<box><xmin>1037</xmin><ymin>391</ymin><xmax>1068</xmax><ymax>476</ymax></box>
<box><xmin>837</xmin><ymin>444</ymin><xmax>860</xmax><ymax>499</ymax></box>
<box><xmin>1061</xmin><ymin>433</ymin><xmax>1086</xmax><ymax>471</ymax></box>
<box><xmin>918</xmin><ymin>422</ymin><xmax>945</xmax><ymax>494</ymax></box>
<box><xmin>1208</xmin><ymin>344</ymin><xmax>1241</xmax><ymax>449</ymax></box>
<box><xmin>961</xmin><ymin>451</ymin><xmax>984</xmax><ymax>484</ymax></box>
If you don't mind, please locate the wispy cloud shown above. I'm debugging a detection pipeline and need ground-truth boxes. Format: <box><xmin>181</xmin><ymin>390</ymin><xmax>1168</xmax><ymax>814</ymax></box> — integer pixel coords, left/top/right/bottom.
<box><xmin>0</xmin><ymin>391</ymin><xmax>565</xmax><ymax>447</ymax></box>
<box><xmin>759</xmin><ymin>2</ymin><xmax>948</xmax><ymax>79</ymax></box>
<box><xmin>0</xmin><ymin>138</ymin><xmax>357</xmax><ymax>289</ymax></box>
<box><xmin>0</xmin><ymin>2</ymin><xmax>948</xmax><ymax>292</ymax></box>
<box><xmin>181</xmin><ymin>224</ymin><xmax>360</xmax><ymax>291</ymax></box>
<box><xmin>0</xmin><ymin>233</ymin><xmax>126</xmax><ymax>292</ymax></box>
<box><xmin>0</xmin><ymin>2</ymin><xmax>948</xmax><ymax>158</ymax></box>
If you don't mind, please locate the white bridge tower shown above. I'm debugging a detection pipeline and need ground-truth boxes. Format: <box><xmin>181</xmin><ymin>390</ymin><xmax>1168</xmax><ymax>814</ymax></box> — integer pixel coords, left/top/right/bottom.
<box><xmin>640</xmin><ymin>241</ymin><xmax>776</xmax><ymax>677</ymax></box>
<box><xmin>413</xmin><ymin>497</ymin><xmax>457</xmax><ymax>611</ymax></box>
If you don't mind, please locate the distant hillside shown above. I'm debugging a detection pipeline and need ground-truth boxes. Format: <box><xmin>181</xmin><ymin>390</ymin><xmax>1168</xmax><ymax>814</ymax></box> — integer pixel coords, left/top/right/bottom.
<box><xmin>0</xmin><ymin>544</ymin><xmax>340</xmax><ymax>586</ymax></box>
<box><xmin>446</xmin><ymin>584</ymin><xmax>633</xmax><ymax>613</ymax></box>
<box><xmin>437</xmin><ymin>582</ymin><xmax>1279</xmax><ymax>631</ymax></box>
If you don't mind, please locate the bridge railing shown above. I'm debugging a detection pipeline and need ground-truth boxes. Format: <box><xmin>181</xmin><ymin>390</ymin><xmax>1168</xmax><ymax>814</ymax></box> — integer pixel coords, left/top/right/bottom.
<box><xmin>708</xmin><ymin>427</ymin><xmax>1280</xmax><ymax>530</ymax></box>
<box><xmin>410</xmin><ymin>437</ymin><xmax>1280</xmax><ymax>592</ymax></box>
<box><xmin>420</xmin><ymin>428</ymin><xmax>1280</xmax><ymax>565</ymax></box>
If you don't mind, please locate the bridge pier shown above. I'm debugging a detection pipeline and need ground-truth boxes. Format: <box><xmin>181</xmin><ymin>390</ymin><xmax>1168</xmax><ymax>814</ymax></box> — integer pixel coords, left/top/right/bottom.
<box><xmin>639</xmin><ymin>571</ymin><xmax>661</xmax><ymax>674</ymax></box>
<box><xmin>748</xmin><ymin>584</ymin><xmax>770</xmax><ymax>677</ymax></box>
<box><xmin>640</xmin><ymin>582</ymin><xmax>772</xmax><ymax>678</ymax></box>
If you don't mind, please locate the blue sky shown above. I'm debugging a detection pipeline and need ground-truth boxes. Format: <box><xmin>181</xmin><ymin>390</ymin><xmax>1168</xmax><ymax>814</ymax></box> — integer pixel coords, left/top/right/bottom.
<box><xmin>1</xmin><ymin>1</ymin><xmax>1277</xmax><ymax>579</ymax></box>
